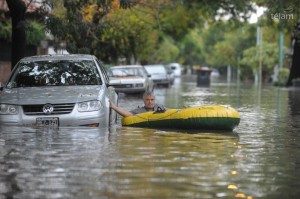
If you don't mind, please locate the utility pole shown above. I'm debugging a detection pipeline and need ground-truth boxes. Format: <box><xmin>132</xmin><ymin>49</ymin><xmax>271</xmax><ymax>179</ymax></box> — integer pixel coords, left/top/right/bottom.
<box><xmin>256</xmin><ymin>24</ymin><xmax>263</xmax><ymax>87</ymax></box>
<box><xmin>259</xmin><ymin>27</ymin><xmax>263</xmax><ymax>87</ymax></box>
<box><xmin>278</xmin><ymin>0</ymin><xmax>284</xmax><ymax>69</ymax></box>
<box><xmin>279</xmin><ymin>32</ymin><xmax>284</xmax><ymax>69</ymax></box>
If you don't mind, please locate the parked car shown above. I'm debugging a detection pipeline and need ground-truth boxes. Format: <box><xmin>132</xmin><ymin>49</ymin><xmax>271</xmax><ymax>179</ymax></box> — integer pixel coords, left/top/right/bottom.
<box><xmin>167</xmin><ymin>63</ymin><xmax>182</xmax><ymax>77</ymax></box>
<box><xmin>107</xmin><ymin>65</ymin><xmax>154</xmax><ymax>94</ymax></box>
<box><xmin>164</xmin><ymin>65</ymin><xmax>175</xmax><ymax>84</ymax></box>
<box><xmin>144</xmin><ymin>64</ymin><xmax>171</xmax><ymax>87</ymax></box>
<box><xmin>211</xmin><ymin>68</ymin><xmax>220</xmax><ymax>78</ymax></box>
<box><xmin>0</xmin><ymin>54</ymin><xmax>118</xmax><ymax>127</ymax></box>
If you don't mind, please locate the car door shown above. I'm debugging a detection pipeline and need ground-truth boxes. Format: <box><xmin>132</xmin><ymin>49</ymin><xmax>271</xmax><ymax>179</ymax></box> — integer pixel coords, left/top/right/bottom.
<box><xmin>96</xmin><ymin>58</ymin><xmax>118</xmax><ymax>125</ymax></box>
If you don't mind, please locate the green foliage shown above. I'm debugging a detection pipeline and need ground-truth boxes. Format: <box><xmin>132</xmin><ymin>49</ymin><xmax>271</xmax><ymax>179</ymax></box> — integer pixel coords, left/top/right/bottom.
<box><xmin>160</xmin><ymin>4</ymin><xmax>201</xmax><ymax>41</ymax></box>
<box><xmin>274</xmin><ymin>67</ymin><xmax>289</xmax><ymax>86</ymax></box>
<box><xmin>254</xmin><ymin>0</ymin><xmax>299</xmax><ymax>32</ymax></box>
<box><xmin>46</xmin><ymin>0</ymin><xmax>259</xmax><ymax>65</ymax></box>
<box><xmin>47</xmin><ymin>0</ymin><xmax>148</xmax><ymax>63</ymax></box>
<box><xmin>240</xmin><ymin>42</ymin><xmax>280</xmax><ymax>80</ymax></box>
<box><xmin>0</xmin><ymin>18</ymin><xmax>11</xmax><ymax>41</ymax></box>
<box><xmin>212</xmin><ymin>24</ymin><xmax>256</xmax><ymax>67</ymax></box>
<box><xmin>100</xmin><ymin>4</ymin><xmax>157</xmax><ymax>64</ymax></box>
<box><xmin>146</xmin><ymin>36</ymin><xmax>179</xmax><ymax>63</ymax></box>
<box><xmin>26</xmin><ymin>21</ymin><xmax>46</xmax><ymax>46</ymax></box>
<box><xmin>0</xmin><ymin>18</ymin><xmax>45</xmax><ymax>46</ymax></box>
<box><xmin>198</xmin><ymin>22</ymin><xmax>229</xmax><ymax>67</ymax></box>
<box><xmin>178</xmin><ymin>30</ymin><xmax>204</xmax><ymax>66</ymax></box>
<box><xmin>43</xmin><ymin>0</ymin><xmax>297</xmax><ymax>83</ymax></box>
<box><xmin>185</xmin><ymin>21</ymin><xmax>256</xmax><ymax>69</ymax></box>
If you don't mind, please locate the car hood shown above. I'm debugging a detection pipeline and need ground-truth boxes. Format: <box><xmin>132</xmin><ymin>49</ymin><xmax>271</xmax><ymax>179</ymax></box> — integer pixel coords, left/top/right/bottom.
<box><xmin>109</xmin><ymin>77</ymin><xmax>145</xmax><ymax>84</ymax></box>
<box><xmin>0</xmin><ymin>85</ymin><xmax>106</xmax><ymax>105</ymax></box>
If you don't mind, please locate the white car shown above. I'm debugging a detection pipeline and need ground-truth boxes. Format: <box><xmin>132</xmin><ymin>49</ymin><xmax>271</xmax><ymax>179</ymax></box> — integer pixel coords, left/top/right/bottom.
<box><xmin>211</xmin><ymin>68</ymin><xmax>220</xmax><ymax>78</ymax></box>
<box><xmin>165</xmin><ymin>65</ymin><xmax>175</xmax><ymax>84</ymax></box>
<box><xmin>108</xmin><ymin>65</ymin><xmax>154</xmax><ymax>94</ymax></box>
<box><xmin>167</xmin><ymin>63</ymin><xmax>182</xmax><ymax>77</ymax></box>
<box><xmin>144</xmin><ymin>64</ymin><xmax>171</xmax><ymax>87</ymax></box>
<box><xmin>0</xmin><ymin>54</ymin><xmax>118</xmax><ymax>127</ymax></box>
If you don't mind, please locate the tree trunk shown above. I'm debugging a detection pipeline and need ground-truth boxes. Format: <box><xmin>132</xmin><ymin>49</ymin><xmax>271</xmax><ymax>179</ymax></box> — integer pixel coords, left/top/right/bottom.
<box><xmin>286</xmin><ymin>21</ymin><xmax>300</xmax><ymax>86</ymax></box>
<box><xmin>6</xmin><ymin>0</ymin><xmax>27</xmax><ymax>70</ymax></box>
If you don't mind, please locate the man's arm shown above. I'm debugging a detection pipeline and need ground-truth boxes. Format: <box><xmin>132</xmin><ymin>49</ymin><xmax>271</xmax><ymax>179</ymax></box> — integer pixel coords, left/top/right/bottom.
<box><xmin>110</xmin><ymin>101</ymin><xmax>133</xmax><ymax>117</ymax></box>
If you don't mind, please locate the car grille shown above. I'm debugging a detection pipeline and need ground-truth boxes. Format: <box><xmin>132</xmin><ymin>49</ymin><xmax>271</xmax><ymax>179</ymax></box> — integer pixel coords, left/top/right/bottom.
<box><xmin>113</xmin><ymin>84</ymin><xmax>144</xmax><ymax>88</ymax></box>
<box><xmin>113</xmin><ymin>84</ymin><xmax>133</xmax><ymax>88</ymax></box>
<box><xmin>22</xmin><ymin>103</ymin><xmax>75</xmax><ymax>115</ymax></box>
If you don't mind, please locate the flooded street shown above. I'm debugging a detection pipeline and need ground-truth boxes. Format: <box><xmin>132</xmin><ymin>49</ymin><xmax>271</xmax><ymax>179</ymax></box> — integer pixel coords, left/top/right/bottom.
<box><xmin>1</xmin><ymin>75</ymin><xmax>300</xmax><ymax>198</ymax></box>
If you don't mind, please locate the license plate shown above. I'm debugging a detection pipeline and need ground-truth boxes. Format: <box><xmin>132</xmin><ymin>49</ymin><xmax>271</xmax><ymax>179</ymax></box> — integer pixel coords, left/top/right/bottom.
<box><xmin>36</xmin><ymin>117</ymin><xmax>59</xmax><ymax>127</ymax></box>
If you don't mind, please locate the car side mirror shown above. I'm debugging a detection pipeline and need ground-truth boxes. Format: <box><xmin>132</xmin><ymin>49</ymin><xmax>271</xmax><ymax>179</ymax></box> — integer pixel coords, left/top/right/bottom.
<box><xmin>0</xmin><ymin>82</ymin><xmax>3</xmax><ymax>91</ymax></box>
<box><xmin>147</xmin><ymin>74</ymin><xmax>151</xmax><ymax>78</ymax></box>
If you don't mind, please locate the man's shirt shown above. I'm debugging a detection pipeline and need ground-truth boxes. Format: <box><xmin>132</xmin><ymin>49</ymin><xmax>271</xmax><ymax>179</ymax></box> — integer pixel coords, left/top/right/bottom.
<box><xmin>130</xmin><ymin>104</ymin><xmax>167</xmax><ymax>115</ymax></box>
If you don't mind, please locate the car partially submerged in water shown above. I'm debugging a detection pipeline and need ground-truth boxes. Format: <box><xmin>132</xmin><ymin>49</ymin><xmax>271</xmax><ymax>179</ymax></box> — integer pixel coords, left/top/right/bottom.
<box><xmin>0</xmin><ymin>54</ymin><xmax>118</xmax><ymax>127</ymax></box>
<box><xmin>108</xmin><ymin>65</ymin><xmax>154</xmax><ymax>94</ymax></box>
<box><xmin>144</xmin><ymin>64</ymin><xmax>172</xmax><ymax>87</ymax></box>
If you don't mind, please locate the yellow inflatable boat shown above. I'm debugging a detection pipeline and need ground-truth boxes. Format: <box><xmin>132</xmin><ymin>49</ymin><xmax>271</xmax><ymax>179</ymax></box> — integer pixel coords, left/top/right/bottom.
<box><xmin>122</xmin><ymin>105</ymin><xmax>240</xmax><ymax>131</ymax></box>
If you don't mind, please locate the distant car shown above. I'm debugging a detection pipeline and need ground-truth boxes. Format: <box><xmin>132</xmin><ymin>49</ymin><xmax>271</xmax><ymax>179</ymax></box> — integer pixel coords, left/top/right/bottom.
<box><xmin>164</xmin><ymin>65</ymin><xmax>175</xmax><ymax>84</ymax></box>
<box><xmin>211</xmin><ymin>68</ymin><xmax>220</xmax><ymax>78</ymax></box>
<box><xmin>144</xmin><ymin>64</ymin><xmax>171</xmax><ymax>87</ymax></box>
<box><xmin>0</xmin><ymin>54</ymin><xmax>118</xmax><ymax>127</ymax></box>
<box><xmin>167</xmin><ymin>63</ymin><xmax>182</xmax><ymax>77</ymax></box>
<box><xmin>107</xmin><ymin>65</ymin><xmax>154</xmax><ymax>94</ymax></box>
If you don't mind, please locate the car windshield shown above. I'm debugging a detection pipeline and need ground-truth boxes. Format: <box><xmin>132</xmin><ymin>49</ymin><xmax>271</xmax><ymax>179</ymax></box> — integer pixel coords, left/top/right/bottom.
<box><xmin>144</xmin><ymin>65</ymin><xmax>166</xmax><ymax>74</ymax></box>
<box><xmin>109</xmin><ymin>67</ymin><xmax>147</xmax><ymax>77</ymax></box>
<box><xmin>7</xmin><ymin>60</ymin><xmax>102</xmax><ymax>88</ymax></box>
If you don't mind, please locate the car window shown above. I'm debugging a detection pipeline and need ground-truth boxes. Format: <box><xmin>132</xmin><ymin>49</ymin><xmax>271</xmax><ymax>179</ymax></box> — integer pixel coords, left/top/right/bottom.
<box><xmin>7</xmin><ymin>60</ymin><xmax>103</xmax><ymax>88</ymax></box>
<box><xmin>96</xmin><ymin>59</ymin><xmax>109</xmax><ymax>85</ymax></box>
<box><xmin>144</xmin><ymin>65</ymin><xmax>167</xmax><ymax>74</ymax></box>
<box><xmin>108</xmin><ymin>68</ymin><xmax>128</xmax><ymax>77</ymax></box>
<box><xmin>137</xmin><ymin>68</ymin><xmax>148</xmax><ymax>77</ymax></box>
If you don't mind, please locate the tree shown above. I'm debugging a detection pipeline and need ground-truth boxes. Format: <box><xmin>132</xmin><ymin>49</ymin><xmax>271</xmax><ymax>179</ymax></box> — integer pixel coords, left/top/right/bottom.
<box><xmin>178</xmin><ymin>30</ymin><xmax>204</xmax><ymax>66</ymax></box>
<box><xmin>286</xmin><ymin>21</ymin><xmax>300</xmax><ymax>86</ymax></box>
<box><xmin>4</xmin><ymin>0</ymin><xmax>49</xmax><ymax>69</ymax></box>
<box><xmin>240</xmin><ymin>42</ymin><xmax>279</xmax><ymax>81</ymax></box>
<box><xmin>99</xmin><ymin>1</ymin><xmax>159</xmax><ymax>64</ymax></box>
<box><xmin>46</xmin><ymin>0</ymin><xmax>256</xmax><ymax>64</ymax></box>
<box><xmin>6</xmin><ymin>0</ymin><xmax>26</xmax><ymax>69</ymax></box>
<box><xmin>253</xmin><ymin>0</ymin><xmax>300</xmax><ymax>85</ymax></box>
<box><xmin>47</xmin><ymin>0</ymin><xmax>139</xmax><ymax>63</ymax></box>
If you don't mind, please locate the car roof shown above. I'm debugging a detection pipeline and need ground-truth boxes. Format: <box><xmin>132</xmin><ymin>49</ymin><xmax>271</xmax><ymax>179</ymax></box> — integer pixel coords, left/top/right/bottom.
<box><xmin>19</xmin><ymin>54</ymin><xmax>96</xmax><ymax>62</ymax></box>
<box><xmin>144</xmin><ymin>64</ymin><xmax>165</xmax><ymax>68</ymax></box>
<box><xmin>109</xmin><ymin>65</ymin><xmax>143</xmax><ymax>69</ymax></box>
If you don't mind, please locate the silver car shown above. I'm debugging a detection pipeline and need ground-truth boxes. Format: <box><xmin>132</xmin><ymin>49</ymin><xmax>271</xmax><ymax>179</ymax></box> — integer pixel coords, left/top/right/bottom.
<box><xmin>108</xmin><ymin>65</ymin><xmax>154</xmax><ymax>94</ymax></box>
<box><xmin>0</xmin><ymin>54</ymin><xmax>118</xmax><ymax>127</ymax></box>
<box><xmin>144</xmin><ymin>64</ymin><xmax>171</xmax><ymax>87</ymax></box>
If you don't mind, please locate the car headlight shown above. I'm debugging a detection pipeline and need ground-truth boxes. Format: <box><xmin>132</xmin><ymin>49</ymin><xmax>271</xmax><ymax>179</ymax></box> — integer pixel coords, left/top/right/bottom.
<box><xmin>0</xmin><ymin>104</ymin><xmax>19</xmax><ymax>115</ymax></box>
<box><xmin>77</xmin><ymin>100</ymin><xmax>103</xmax><ymax>112</ymax></box>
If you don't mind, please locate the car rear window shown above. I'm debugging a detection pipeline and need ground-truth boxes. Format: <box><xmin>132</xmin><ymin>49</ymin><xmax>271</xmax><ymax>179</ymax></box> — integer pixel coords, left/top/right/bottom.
<box><xmin>7</xmin><ymin>60</ymin><xmax>103</xmax><ymax>87</ymax></box>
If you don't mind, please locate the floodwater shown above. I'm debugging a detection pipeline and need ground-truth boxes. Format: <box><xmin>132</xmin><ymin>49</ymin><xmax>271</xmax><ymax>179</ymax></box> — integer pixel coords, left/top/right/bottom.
<box><xmin>1</xmin><ymin>75</ymin><xmax>300</xmax><ymax>199</ymax></box>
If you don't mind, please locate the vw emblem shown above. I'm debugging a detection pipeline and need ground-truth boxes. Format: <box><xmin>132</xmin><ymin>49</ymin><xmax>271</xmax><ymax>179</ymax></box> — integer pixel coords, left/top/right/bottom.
<box><xmin>43</xmin><ymin>103</ymin><xmax>54</xmax><ymax>114</ymax></box>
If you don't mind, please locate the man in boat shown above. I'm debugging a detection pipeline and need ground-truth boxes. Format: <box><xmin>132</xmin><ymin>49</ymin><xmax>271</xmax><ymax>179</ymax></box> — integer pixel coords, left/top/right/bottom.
<box><xmin>110</xmin><ymin>91</ymin><xmax>166</xmax><ymax>117</ymax></box>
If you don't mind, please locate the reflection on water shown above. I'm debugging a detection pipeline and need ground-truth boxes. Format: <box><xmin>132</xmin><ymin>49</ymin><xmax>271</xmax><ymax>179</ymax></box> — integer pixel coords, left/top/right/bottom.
<box><xmin>1</xmin><ymin>76</ymin><xmax>300</xmax><ymax>198</ymax></box>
